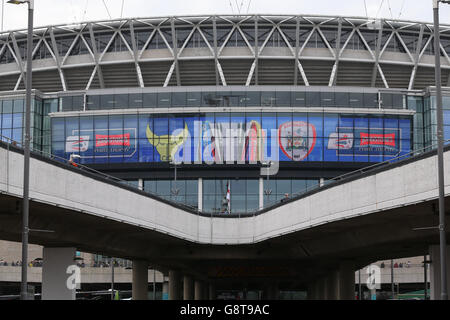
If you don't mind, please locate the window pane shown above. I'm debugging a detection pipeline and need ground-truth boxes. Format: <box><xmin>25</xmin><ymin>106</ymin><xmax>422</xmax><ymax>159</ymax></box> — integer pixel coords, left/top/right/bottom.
<box><xmin>13</xmin><ymin>100</ymin><xmax>24</xmax><ymax>113</ymax></box>
<box><xmin>129</xmin><ymin>93</ymin><xmax>143</xmax><ymax>108</ymax></box>
<box><xmin>364</xmin><ymin>93</ymin><xmax>378</xmax><ymax>108</ymax></box>
<box><xmin>172</xmin><ymin>92</ymin><xmax>186</xmax><ymax>107</ymax></box>
<box><xmin>72</xmin><ymin>96</ymin><xmax>84</xmax><ymax>111</ymax></box>
<box><xmin>261</xmin><ymin>92</ymin><xmax>276</xmax><ymax>107</ymax></box>
<box><xmin>86</xmin><ymin>95</ymin><xmax>99</xmax><ymax>110</ymax></box>
<box><xmin>335</xmin><ymin>92</ymin><xmax>349</xmax><ymax>107</ymax></box>
<box><xmin>276</xmin><ymin>92</ymin><xmax>291</xmax><ymax>107</ymax></box>
<box><xmin>61</xmin><ymin>97</ymin><xmax>73</xmax><ymax>112</ymax></box>
<box><xmin>100</xmin><ymin>95</ymin><xmax>115</xmax><ymax>109</ymax></box>
<box><xmin>349</xmin><ymin>93</ymin><xmax>363</xmax><ymax>108</ymax></box>
<box><xmin>321</xmin><ymin>92</ymin><xmax>335</xmax><ymax>107</ymax></box>
<box><xmin>246</xmin><ymin>92</ymin><xmax>260</xmax><ymax>107</ymax></box>
<box><xmin>292</xmin><ymin>92</ymin><xmax>305</xmax><ymax>107</ymax></box>
<box><xmin>187</xmin><ymin>92</ymin><xmax>201</xmax><ymax>107</ymax></box>
<box><xmin>306</xmin><ymin>92</ymin><xmax>320</xmax><ymax>107</ymax></box>
<box><xmin>115</xmin><ymin>94</ymin><xmax>128</xmax><ymax>109</ymax></box>
<box><xmin>143</xmin><ymin>93</ymin><xmax>157</xmax><ymax>108</ymax></box>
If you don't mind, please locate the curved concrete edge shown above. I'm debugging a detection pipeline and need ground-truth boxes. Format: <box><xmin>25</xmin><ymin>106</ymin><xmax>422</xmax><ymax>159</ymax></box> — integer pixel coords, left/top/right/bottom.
<box><xmin>1</xmin><ymin>145</ymin><xmax>449</xmax><ymax>245</ymax></box>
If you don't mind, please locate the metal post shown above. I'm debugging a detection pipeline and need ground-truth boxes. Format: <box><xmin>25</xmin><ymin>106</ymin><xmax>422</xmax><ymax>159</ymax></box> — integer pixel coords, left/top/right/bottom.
<box><xmin>358</xmin><ymin>270</ymin><xmax>362</xmax><ymax>300</ymax></box>
<box><xmin>433</xmin><ymin>0</ymin><xmax>448</xmax><ymax>301</ymax></box>
<box><xmin>1</xmin><ymin>0</ymin><xmax>4</xmax><ymax>31</ymax></box>
<box><xmin>153</xmin><ymin>269</ymin><xmax>156</xmax><ymax>300</ymax></box>
<box><xmin>20</xmin><ymin>0</ymin><xmax>33</xmax><ymax>301</ymax></box>
<box><xmin>111</xmin><ymin>258</ymin><xmax>115</xmax><ymax>300</ymax></box>
<box><xmin>391</xmin><ymin>259</ymin><xmax>395</xmax><ymax>299</ymax></box>
<box><xmin>424</xmin><ymin>255</ymin><xmax>428</xmax><ymax>300</ymax></box>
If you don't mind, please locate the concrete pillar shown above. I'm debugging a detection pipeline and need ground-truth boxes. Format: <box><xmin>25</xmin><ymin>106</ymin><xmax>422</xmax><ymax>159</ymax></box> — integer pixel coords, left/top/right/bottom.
<box><xmin>307</xmin><ymin>282</ymin><xmax>317</xmax><ymax>300</ymax></box>
<box><xmin>317</xmin><ymin>277</ymin><xmax>328</xmax><ymax>300</ymax></box>
<box><xmin>183</xmin><ymin>275</ymin><xmax>194</xmax><ymax>300</ymax></box>
<box><xmin>42</xmin><ymin>247</ymin><xmax>77</xmax><ymax>300</ymax></box>
<box><xmin>208</xmin><ymin>283</ymin><xmax>216</xmax><ymax>300</ymax></box>
<box><xmin>429</xmin><ymin>245</ymin><xmax>450</xmax><ymax>300</ymax></box>
<box><xmin>203</xmin><ymin>282</ymin><xmax>209</xmax><ymax>300</ymax></box>
<box><xmin>169</xmin><ymin>270</ymin><xmax>181</xmax><ymax>300</ymax></box>
<box><xmin>338</xmin><ymin>262</ymin><xmax>355</xmax><ymax>300</ymax></box>
<box><xmin>132</xmin><ymin>260</ymin><xmax>148</xmax><ymax>300</ymax></box>
<box><xmin>194</xmin><ymin>280</ymin><xmax>204</xmax><ymax>300</ymax></box>
<box><xmin>162</xmin><ymin>276</ymin><xmax>169</xmax><ymax>300</ymax></box>
<box><xmin>138</xmin><ymin>178</ymin><xmax>144</xmax><ymax>191</ymax></box>
<box><xmin>265</xmin><ymin>283</ymin><xmax>278</xmax><ymax>300</ymax></box>
<box><xmin>327</xmin><ymin>271</ymin><xmax>339</xmax><ymax>300</ymax></box>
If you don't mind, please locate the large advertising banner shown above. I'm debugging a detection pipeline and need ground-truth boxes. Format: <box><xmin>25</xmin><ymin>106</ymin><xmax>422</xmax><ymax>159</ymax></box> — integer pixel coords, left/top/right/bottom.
<box><xmin>53</xmin><ymin>114</ymin><xmax>412</xmax><ymax>164</ymax></box>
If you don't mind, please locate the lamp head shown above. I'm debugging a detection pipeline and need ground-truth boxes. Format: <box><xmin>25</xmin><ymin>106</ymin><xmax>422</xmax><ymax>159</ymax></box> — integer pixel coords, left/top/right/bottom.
<box><xmin>7</xmin><ymin>0</ymin><xmax>33</xmax><ymax>9</ymax></box>
<box><xmin>7</xmin><ymin>0</ymin><xmax>27</xmax><ymax>4</ymax></box>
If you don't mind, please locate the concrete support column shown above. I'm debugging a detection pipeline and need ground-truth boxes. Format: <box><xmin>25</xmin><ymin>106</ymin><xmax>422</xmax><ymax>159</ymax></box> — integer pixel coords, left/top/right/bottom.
<box><xmin>265</xmin><ymin>283</ymin><xmax>278</xmax><ymax>300</ymax></box>
<box><xmin>183</xmin><ymin>275</ymin><xmax>194</xmax><ymax>300</ymax></box>
<box><xmin>327</xmin><ymin>271</ymin><xmax>339</xmax><ymax>300</ymax></box>
<box><xmin>317</xmin><ymin>277</ymin><xmax>328</xmax><ymax>300</ymax></box>
<box><xmin>198</xmin><ymin>178</ymin><xmax>203</xmax><ymax>212</ymax></box>
<box><xmin>162</xmin><ymin>276</ymin><xmax>169</xmax><ymax>300</ymax></box>
<box><xmin>338</xmin><ymin>262</ymin><xmax>355</xmax><ymax>300</ymax></box>
<box><xmin>429</xmin><ymin>245</ymin><xmax>450</xmax><ymax>300</ymax></box>
<box><xmin>169</xmin><ymin>270</ymin><xmax>181</xmax><ymax>300</ymax></box>
<box><xmin>208</xmin><ymin>283</ymin><xmax>216</xmax><ymax>300</ymax></box>
<box><xmin>194</xmin><ymin>280</ymin><xmax>204</xmax><ymax>300</ymax></box>
<box><xmin>314</xmin><ymin>280</ymin><xmax>322</xmax><ymax>300</ymax></box>
<box><xmin>132</xmin><ymin>260</ymin><xmax>148</xmax><ymax>300</ymax></box>
<box><xmin>42</xmin><ymin>247</ymin><xmax>77</xmax><ymax>300</ymax></box>
<box><xmin>138</xmin><ymin>178</ymin><xmax>143</xmax><ymax>191</ymax></box>
<box><xmin>307</xmin><ymin>282</ymin><xmax>317</xmax><ymax>300</ymax></box>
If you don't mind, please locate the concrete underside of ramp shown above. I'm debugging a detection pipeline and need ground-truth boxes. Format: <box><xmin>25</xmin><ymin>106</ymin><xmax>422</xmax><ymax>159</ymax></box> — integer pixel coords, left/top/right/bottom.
<box><xmin>0</xmin><ymin>192</ymin><xmax>449</xmax><ymax>289</ymax></box>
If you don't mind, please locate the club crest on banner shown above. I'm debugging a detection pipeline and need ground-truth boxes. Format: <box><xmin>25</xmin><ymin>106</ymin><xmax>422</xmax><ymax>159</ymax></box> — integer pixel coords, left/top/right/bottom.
<box><xmin>278</xmin><ymin>121</ymin><xmax>316</xmax><ymax>161</ymax></box>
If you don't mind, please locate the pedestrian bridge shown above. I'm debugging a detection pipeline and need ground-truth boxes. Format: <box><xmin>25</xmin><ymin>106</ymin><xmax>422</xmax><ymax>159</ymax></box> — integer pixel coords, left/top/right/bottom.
<box><xmin>0</xmin><ymin>141</ymin><xmax>449</xmax><ymax>246</ymax></box>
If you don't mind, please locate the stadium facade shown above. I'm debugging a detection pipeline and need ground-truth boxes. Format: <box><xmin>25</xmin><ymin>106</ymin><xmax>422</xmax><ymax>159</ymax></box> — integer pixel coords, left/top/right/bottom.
<box><xmin>0</xmin><ymin>14</ymin><xmax>450</xmax><ymax>298</ymax></box>
<box><xmin>0</xmin><ymin>14</ymin><xmax>449</xmax><ymax>213</ymax></box>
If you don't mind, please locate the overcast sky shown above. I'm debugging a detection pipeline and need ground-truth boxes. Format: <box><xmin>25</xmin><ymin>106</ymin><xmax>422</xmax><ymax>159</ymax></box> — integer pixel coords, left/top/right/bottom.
<box><xmin>1</xmin><ymin>0</ymin><xmax>450</xmax><ymax>31</ymax></box>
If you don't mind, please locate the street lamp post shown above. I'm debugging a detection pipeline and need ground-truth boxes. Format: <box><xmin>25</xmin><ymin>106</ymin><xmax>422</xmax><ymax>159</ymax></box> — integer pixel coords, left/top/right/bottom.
<box><xmin>111</xmin><ymin>258</ymin><xmax>115</xmax><ymax>300</ymax></box>
<box><xmin>432</xmin><ymin>0</ymin><xmax>449</xmax><ymax>301</ymax></box>
<box><xmin>7</xmin><ymin>0</ymin><xmax>34</xmax><ymax>301</ymax></box>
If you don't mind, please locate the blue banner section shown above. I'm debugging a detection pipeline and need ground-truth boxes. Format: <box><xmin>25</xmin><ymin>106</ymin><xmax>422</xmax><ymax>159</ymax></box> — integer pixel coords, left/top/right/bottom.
<box><xmin>51</xmin><ymin>114</ymin><xmax>412</xmax><ymax>164</ymax></box>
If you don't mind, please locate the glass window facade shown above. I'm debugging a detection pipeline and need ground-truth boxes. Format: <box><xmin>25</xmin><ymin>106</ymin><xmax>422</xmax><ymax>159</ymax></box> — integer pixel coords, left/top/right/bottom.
<box><xmin>424</xmin><ymin>94</ymin><xmax>450</xmax><ymax>150</ymax></box>
<box><xmin>203</xmin><ymin>179</ymin><xmax>258</xmax><ymax>214</ymax></box>
<box><xmin>81</xmin><ymin>90</ymin><xmax>393</xmax><ymax>110</ymax></box>
<box><xmin>0</xmin><ymin>98</ymin><xmax>52</xmax><ymax>152</ymax></box>
<box><xmin>144</xmin><ymin>179</ymin><xmax>198</xmax><ymax>208</ymax></box>
<box><xmin>263</xmin><ymin>178</ymin><xmax>320</xmax><ymax>207</ymax></box>
<box><xmin>4</xmin><ymin>88</ymin><xmax>450</xmax><ymax>215</ymax></box>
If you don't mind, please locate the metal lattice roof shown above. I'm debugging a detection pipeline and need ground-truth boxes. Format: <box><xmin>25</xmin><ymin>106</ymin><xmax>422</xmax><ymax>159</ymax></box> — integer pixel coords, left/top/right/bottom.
<box><xmin>0</xmin><ymin>14</ymin><xmax>449</xmax><ymax>92</ymax></box>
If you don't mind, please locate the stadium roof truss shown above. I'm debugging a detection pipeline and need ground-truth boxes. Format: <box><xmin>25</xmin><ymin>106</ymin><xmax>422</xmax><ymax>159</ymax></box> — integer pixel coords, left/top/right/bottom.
<box><xmin>0</xmin><ymin>14</ymin><xmax>449</xmax><ymax>92</ymax></box>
